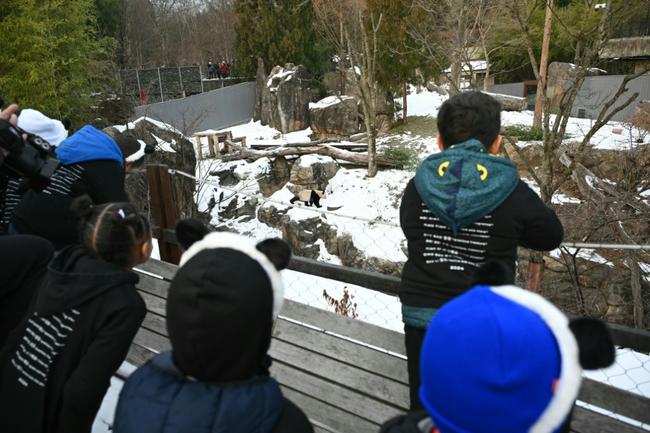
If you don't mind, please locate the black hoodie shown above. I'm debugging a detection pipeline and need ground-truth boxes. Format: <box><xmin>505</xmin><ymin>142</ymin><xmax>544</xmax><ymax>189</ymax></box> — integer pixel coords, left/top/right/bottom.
<box><xmin>0</xmin><ymin>246</ymin><xmax>146</xmax><ymax>433</ymax></box>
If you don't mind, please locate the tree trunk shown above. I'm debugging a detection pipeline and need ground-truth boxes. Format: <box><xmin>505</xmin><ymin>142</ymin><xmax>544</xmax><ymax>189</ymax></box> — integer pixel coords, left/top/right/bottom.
<box><xmin>402</xmin><ymin>82</ymin><xmax>408</xmax><ymax>125</ymax></box>
<box><xmin>533</xmin><ymin>0</ymin><xmax>553</xmax><ymax>129</ymax></box>
<box><xmin>627</xmin><ymin>247</ymin><xmax>645</xmax><ymax>328</ymax></box>
<box><xmin>339</xmin><ymin>12</ymin><xmax>346</xmax><ymax>95</ymax></box>
<box><xmin>367</xmin><ymin>129</ymin><xmax>378</xmax><ymax>177</ymax></box>
<box><xmin>220</xmin><ymin>141</ymin><xmax>398</xmax><ymax>168</ymax></box>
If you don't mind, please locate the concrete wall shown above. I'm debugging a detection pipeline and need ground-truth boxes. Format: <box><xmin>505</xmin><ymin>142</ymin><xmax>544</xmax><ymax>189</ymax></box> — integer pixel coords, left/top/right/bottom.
<box><xmin>572</xmin><ymin>75</ymin><xmax>650</xmax><ymax>121</ymax></box>
<box><xmin>487</xmin><ymin>75</ymin><xmax>650</xmax><ymax>122</ymax></box>
<box><xmin>133</xmin><ymin>82</ymin><xmax>256</xmax><ymax>135</ymax></box>
<box><xmin>486</xmin><ymin>82</ymin><xmax>525</xmax><ymax>98</ymax></box>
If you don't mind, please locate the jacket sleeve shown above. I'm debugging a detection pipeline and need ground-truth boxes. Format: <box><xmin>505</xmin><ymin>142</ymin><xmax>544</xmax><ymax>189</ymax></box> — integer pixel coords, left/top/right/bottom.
<box><xmin>83</xmin><ymin>160</ymin><xmax>129</xmax><ymax>203</ymax></box>
<box><xmin>399</xmin><ymin>178</ymin><xmax>420</xmax><ymax>235</ymax></box>
<box><xmin>56</xmin><ymin>302</ymin><xmax>145</xmax><ymax>433</ymax></box>
<box><xmin>516</xmin><ymin>181</ymin><xmax>564</xmax><ymax>251</ymax></box>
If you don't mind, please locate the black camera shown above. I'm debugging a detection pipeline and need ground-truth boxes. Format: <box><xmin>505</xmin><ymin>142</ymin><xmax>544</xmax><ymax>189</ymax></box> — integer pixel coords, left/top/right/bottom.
<box><xmin>0</xmin><ymin>118</ymin><xmax>60</xmax><ymax>190</ymax></box>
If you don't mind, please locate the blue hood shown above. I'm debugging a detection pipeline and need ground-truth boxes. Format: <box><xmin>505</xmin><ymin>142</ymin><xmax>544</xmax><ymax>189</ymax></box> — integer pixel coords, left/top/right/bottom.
<box><xmin>55</xmin><ymin>125</ymin><xmax>124</xmax><ymax>166</ymax></box>
<box><xmin>414</xmin><ymin>139</ymin><xmax>518</xmax><ymax>234</ymax></box>
<box><xmin>113</xmin><ymin>352</ymin><xmax>284</xmax><ymax>433</ymax></box>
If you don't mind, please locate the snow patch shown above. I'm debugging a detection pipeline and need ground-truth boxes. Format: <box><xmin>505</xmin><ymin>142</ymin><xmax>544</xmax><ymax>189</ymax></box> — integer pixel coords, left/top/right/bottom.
<box><xmin>310</xmin><ymin>95</ymin><xmax>355</xmax><ymax>110</ymax></box>
<box><xmin>297</xmin><ymin>154</ymin><xmax>335</xmax><ymax>167</ymax></box>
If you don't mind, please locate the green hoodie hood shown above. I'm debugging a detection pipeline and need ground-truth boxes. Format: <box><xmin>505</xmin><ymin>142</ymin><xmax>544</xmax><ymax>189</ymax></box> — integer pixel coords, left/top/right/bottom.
<box><xmin>414</xmin><ymin>139</ymin><xmax>519</xmax><ymax>234</ymax></box>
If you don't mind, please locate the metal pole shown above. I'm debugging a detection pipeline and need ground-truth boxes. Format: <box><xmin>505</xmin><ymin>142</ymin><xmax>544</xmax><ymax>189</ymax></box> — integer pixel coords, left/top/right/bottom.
<box><xmin>158</xmin><ymin>68</ymin><xmax>164</xmax><ymax>102</ymax></box>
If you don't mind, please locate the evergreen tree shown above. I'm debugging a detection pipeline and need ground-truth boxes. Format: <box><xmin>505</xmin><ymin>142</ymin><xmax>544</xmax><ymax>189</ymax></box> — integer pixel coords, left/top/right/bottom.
<box><xmin>0</xmin><ymin>0</ymin><xmax>109</xmax><ymax>124</ymax></box>
<box><xmin>235</xmin><ymin>0</ymin><xmax>332</xmax><ymax>77</ymax></box>
<box><xmin>368</xmin><ymin>0</ymin><xmax>438</xmax><ymax>123</ymax></box>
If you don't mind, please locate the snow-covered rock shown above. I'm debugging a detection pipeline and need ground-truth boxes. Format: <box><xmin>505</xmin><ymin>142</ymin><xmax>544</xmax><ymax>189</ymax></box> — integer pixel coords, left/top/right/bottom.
<box><xmin>258</xmin><ymin>63</ymin><xmax>312</xmax><ymax>133</ymax></box>
<box><xmin>309</xmin><ymin>95</ymin><xmax>361</xmax><ymax>139</ymax></box>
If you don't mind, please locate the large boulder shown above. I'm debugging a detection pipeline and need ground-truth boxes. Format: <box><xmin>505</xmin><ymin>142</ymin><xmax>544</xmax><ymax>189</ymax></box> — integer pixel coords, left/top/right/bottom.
<box><xmin>280</xmin><ymin>215</ymin><xmax>323</xmax><ymax>258</ymax></box>
<box><xmin>309</xmin><ymin>96</ymin><xmax>362</xmax><ymax>139</ymax></box>
<box><xmin>343</xmin><ymin>68</ymin><xmax>393</xmax><ymax>133</ymax></box>
<box><xmin>259</xmin><ymin>63</ymin><xmax>313</xmax><ymax>133</ymax></box>
<box><xmin>546</xmin><ymin>62</ymin><xmax>603</xmax><ymax>112</ymax></box>
<box><xmin>258</xmin><ymin>156</ymin><xmax>291</xmax><ymax>196</ymax></box>
<box><xmin>104</xmin><ymin>118</ymin><xmax>198</xmax><ymax>220</ymax></box>
<box><xmin>289</xmin><ymin>155</ymin><xmax>339</xmax><ymax>191</ymax></box>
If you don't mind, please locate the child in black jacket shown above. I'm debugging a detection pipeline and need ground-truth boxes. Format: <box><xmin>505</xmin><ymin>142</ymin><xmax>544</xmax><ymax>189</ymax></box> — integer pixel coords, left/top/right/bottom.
<box><xmin>399</xmin><ymin>91</ymin><xmax>564</xmax><ymax>409</ymax></box>
<box><xmin>113</xmin><ymin>220</ymin><xmax>313</xmax><ymax>433</ymax></box>
<box><xmin>0</xmin><ymin>196</ymin><xmax>152</xmax><ymax>433</ymax></box>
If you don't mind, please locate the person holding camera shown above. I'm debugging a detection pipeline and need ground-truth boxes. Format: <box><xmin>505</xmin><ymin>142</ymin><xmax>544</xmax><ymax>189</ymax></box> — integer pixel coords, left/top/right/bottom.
<box><xmin>0</xmin><ymin>104</ymin><xmax>55</xmax><ymax>349</ymax></box>
<box><xmin>9</xmin><ymin>124</ymin><xmax>150</xmax><ymax>250</ymax></box>
<box><xmin>0</xmin><ymin>109</ymin><xmax>70</xmax><ymax>234</ymax></box>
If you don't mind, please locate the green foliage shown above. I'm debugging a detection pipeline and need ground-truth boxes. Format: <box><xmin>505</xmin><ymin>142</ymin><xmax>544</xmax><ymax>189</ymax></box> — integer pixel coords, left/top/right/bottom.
<box><xmin>380</xmin><ymin>143</ymin><xmax>420</xmax><ymax>170</ymax></box>
<box><xmin>368</xmin><ymin>0</ymin><xmax>438</xmax><ymax>92</ymax></box>
<box><xmin>502</xmin><ymin>124</ymin><xmax>544</xmax><ymax>141</ymax></box>
<box><xmin>0</xmin><ymin>0</ymin><xmax>111</xmax><ymax>125</ymax></box>
<box><xmin>391</xmin><ymin>115</ymin><xmax>437</xmax><ymax>137</ymax></box>
<box><xmin>94</xmin><ymin>0</ymin><xmax>122</xmax><ymax>38</ymax></box>
<box><xmin>489</xmin><ymin>0</ymin><xmax>647</xmax><ymax>83</ymax></box>
<box><xmin>235</xmin><ymin>0</ymin><xmax>333</xmax><ymax>78</ymax></box>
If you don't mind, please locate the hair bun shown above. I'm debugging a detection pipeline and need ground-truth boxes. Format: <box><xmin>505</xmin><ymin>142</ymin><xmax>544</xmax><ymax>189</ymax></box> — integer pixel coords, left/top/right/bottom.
<box><xmin>70</xmin><ymin>194</ymin><xmax>94</xmax><ymax>219</ymax></box>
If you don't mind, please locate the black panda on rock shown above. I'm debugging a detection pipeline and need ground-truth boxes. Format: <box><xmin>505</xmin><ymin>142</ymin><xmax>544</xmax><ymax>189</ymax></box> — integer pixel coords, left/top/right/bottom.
<box><xmin>289</xmin><ymin>190</ymin><xmax>325</xmax><ymax>208</ymax></box>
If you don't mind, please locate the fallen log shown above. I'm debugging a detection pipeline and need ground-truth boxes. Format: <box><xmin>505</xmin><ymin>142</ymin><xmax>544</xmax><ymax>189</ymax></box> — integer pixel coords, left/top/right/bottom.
<box><xmin>221</xmin><ymin>141</ymin><xmax>399</xmax><ymax>167</ymax></box>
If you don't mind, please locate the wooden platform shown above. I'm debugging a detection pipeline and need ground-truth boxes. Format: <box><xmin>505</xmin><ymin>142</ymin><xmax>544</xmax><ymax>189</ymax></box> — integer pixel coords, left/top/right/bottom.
<box><xmin>193</xmin><ymin>131</ymin><xmax>247</xmax><ymax>159</ymax></box>
<box><xmin>127</xmin><ymin>259</ymin><xmax>650</xmax><ymax>433</ymax></box>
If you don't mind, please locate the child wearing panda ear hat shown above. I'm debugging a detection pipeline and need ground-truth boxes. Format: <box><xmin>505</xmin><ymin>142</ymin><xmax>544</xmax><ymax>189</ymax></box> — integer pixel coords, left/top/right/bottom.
<box><xmin>381</xmin><ymin>262</ymin><xmax>616</xmax><ymax>433</ymax></box>
<box><xmin>113</xmin><ymin>220</ymin><xmax>313</xmax><ymax>433</ymax></box>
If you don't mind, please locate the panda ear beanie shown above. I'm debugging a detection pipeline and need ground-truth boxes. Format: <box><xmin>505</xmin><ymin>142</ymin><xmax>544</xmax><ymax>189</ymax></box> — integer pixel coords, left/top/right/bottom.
<box><xmin>175</xmin><ymin>219</ymin><xmax>287</xmax><ymax>318</ymax></box>
<box><xmin>419</xmin><ymin>280</ymin><xmax>615</xmax><ymax>433</ymax></box>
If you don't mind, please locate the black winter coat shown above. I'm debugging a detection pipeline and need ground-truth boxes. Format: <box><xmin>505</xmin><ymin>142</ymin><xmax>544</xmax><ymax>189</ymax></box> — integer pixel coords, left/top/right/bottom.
<box><xmin>0</xmin><ymin>246</ymin><xmax>145</xmax><ymax>433</ymax></box>
<box><xmin>400</xmin><ymin>178</ymin><xmax>563</xmax><ymax>308</ymax></box>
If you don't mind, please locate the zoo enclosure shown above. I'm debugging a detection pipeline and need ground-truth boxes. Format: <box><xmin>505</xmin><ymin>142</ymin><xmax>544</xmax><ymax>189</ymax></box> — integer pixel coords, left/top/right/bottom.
<box><xmin>144</xmin><ymin>162</ymin><xmax>650</xmax><ymax>429</ymax></box>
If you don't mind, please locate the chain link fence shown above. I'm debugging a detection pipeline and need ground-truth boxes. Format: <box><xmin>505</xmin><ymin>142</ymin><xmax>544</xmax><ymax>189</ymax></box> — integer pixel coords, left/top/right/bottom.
<box><xmin>174</xmin><ymin>157</ymin><xmax>650</xmax><ymax>426</ymax></box>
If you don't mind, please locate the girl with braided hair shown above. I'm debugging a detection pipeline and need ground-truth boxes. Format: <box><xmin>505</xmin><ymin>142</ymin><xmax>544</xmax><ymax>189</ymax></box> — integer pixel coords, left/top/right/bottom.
<box><xmin>0</xmin><ymin>195</ymin><xmax>152</xmax><ymax>433</ymax></box>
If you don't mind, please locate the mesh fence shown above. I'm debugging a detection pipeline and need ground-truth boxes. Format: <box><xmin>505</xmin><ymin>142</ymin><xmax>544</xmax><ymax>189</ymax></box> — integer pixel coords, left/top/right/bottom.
<box><xmin>173</xmin><ymin>162</ymin><xmax>650</xmax><ymax>426</ymax></box>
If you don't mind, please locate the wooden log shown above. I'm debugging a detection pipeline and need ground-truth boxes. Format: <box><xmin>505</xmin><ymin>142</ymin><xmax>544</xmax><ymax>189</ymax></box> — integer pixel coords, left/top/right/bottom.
<box><xmin>220</xmin><ymin>142</ymin><xmax>399</xmax><ymax>167</ymax></box>
<box><xmin>483</xmin><ymin>91</ymin><xmax>528</xmax><ymax>111</ymax></box>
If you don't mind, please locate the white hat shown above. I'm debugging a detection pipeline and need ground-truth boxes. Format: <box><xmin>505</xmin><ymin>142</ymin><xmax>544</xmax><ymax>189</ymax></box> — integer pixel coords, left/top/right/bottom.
<box><xmin>17</xmin><ymin>109</ymin><xmax>68</xmax><ymax>146</ymax></box>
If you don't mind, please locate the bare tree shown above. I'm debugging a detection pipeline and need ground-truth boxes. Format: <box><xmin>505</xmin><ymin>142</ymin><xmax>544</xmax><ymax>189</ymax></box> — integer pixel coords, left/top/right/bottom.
<box><xmin>502</xmin><ymin>0</ymin><xmax>650</xmax><ymax>305</ymax></box>
<box><xmin>408</xmin><ymin>0</ymin><xmax>503</xmax><ymax>94</ymax></box>
<box><xmin>314</xmin><ymin>0</ymin><xmax>383</xmax><ymax>178</ymax></box>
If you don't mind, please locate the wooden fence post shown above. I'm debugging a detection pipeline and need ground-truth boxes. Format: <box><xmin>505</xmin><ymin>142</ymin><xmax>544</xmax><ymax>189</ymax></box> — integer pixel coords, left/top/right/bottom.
<box><xmin>527</xmin><ymin>261</ymin><xmax>545</xmax><ymax>293</ymax></box>
<box><xmin>147</xmin><ymin>164</ymin><xmax>181</xmax><ymax>264</ymax></box>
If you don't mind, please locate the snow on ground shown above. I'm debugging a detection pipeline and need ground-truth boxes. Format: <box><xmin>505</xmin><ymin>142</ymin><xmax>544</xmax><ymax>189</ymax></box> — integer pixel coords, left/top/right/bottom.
<box><xmin>522</xmin><ymin>178</ymin><xmax>581</xmax><ymax>204</ymax></box>
<box><xmin>549</xmin><ymin>247</ymin><xmax>614</xmax><ymax>267</ymax></box>
<box><xmin>401</xmin><ymin>86</ymin><xmax>645</xmax><ymax>150</ymax></box>
<box><xmin>113</xmin><ymin>116</ymin><xmax>184</xmax><ymax>135</ymax></box>
<box><xmin>399</xmin><ymin>86</ymin><xmax>447</xmax><ymax>118</ymax></box>
<box><xmin>194</xmin><ymin>121</ymin><xmax>314</xmax><ymax>150</ymax></box>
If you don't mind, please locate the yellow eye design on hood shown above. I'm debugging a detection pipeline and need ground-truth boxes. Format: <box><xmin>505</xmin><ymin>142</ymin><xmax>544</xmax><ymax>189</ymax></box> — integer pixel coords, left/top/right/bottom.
<box><xmin>438</xmin><ymin>161</ymin><xmax>450</xmax><ymax>176</ymax></box>
<box><xmin>477</xmin><ymin>164</ymin><xmax>488</xmax><ymax>181</ymax></box>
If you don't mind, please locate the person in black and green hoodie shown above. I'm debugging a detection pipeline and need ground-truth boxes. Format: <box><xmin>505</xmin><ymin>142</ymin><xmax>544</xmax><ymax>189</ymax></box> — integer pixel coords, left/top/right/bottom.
<box><xmin>399</xmin><ymin>91</ymin><xmax>564</xmax><ymax>409</ymax></box>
